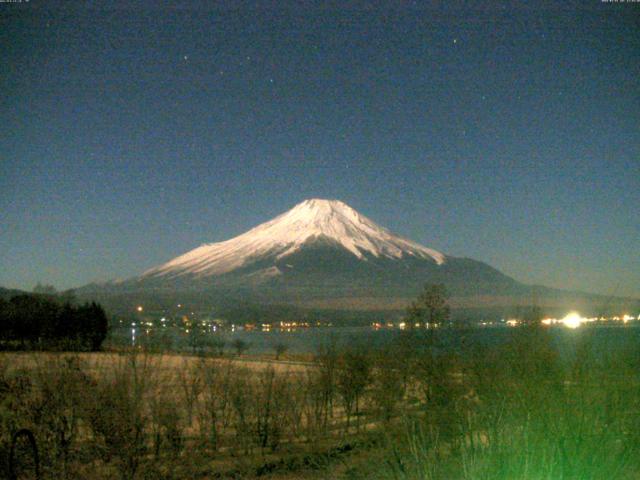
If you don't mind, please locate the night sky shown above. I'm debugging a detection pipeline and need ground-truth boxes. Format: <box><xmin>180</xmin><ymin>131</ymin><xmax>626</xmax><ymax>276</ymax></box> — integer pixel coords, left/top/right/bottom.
<box><xmin>1</xmin><ymin>1</ymin><xmax>639</xmax><ymax>297</ymax></box>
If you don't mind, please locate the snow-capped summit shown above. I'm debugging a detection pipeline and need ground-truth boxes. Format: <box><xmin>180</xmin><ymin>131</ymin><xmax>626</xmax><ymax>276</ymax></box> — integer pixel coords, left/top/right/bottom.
<box><xmin>81</xmin><ymin>199</ymin><xmax>618</xmax><ymax>315</ymax></box>
<box><xmin>143</xmin><ymin>198</ymin><xmax>445</xmax><ymax>279</ymax></box>
<box><xmin>80</xmin><ymin>198</ymin><xmax>544</xmax><ymax>310</ymax></box>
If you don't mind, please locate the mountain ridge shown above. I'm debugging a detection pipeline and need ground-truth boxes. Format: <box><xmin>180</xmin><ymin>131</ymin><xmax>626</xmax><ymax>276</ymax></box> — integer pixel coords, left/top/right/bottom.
<box><xmin>75</xmin><ymin>199</ymin><xmax>638</xmax><ymax>317</ymax></box>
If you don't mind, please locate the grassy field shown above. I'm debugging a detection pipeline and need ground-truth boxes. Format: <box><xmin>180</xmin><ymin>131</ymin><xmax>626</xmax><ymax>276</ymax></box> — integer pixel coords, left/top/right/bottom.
<box><xmin>2</xmin><ymin>326</ymin><xmax>640</xmax><ymax>479</ymax></box>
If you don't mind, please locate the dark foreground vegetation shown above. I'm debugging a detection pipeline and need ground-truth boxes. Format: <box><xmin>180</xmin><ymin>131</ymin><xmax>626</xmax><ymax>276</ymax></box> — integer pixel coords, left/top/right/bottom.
<box><xmin>0</xmin><ymin>294</ymin><xmax>108</xmax><ymax>351</ymax></box>
<box><xmin>1</xmin><ymin>324</ymin><xmax>639</xmax><ymax>479</ymax></box>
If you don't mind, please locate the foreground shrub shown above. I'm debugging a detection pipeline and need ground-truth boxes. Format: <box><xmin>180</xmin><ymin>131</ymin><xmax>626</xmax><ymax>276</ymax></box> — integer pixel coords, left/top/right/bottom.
<box><xmin>85</xmin><ymin>354</ymin><xmax>157</xmax><ymax>480</ymax></box>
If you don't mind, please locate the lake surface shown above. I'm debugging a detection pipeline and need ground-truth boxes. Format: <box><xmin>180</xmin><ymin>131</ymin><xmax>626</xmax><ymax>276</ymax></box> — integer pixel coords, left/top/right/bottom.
<box><xmin>117</xmin><ymin>324</ymin><xmax>640</xmax><ymax>357</ymax></box>
<box><xmin>223</xmin><ymin>325</ymin><xmax>640</xmax><ymax>355</ymax></box>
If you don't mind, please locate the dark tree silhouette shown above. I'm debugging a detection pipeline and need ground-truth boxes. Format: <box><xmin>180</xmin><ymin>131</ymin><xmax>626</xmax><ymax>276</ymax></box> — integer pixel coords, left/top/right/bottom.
<box><xmin>273</xmin><ymin>342</ymin><xmax>289</xmax><ymax>360</ymax></box>
<box><xmin>0</xmin><ymin>295</ymin><xmax>108</xmax><ymax>351</ymax></box>
<box><xmin>232</xmin><ymin>338</ymin><xmax>250</xmax><ymax>356</ymax></box>
<box><xmin>406</xmin><ymin>283</ymin><xmax>451</xmax><ymax>327</ymax></box>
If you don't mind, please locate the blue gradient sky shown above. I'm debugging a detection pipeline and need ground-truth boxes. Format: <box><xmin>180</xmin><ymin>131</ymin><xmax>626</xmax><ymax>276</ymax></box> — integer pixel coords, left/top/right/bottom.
<box><xmin>1</xmin><ymin>1</ymin><xmax>638</xmax><ymax>297</ymax></box>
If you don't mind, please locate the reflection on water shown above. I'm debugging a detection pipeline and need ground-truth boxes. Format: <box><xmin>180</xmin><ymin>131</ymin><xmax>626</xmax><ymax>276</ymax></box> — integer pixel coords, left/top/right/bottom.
<box><xmin>111</xmin><ymin>324</ymin><xmax>640</xmax><ymax>356</ymax></box>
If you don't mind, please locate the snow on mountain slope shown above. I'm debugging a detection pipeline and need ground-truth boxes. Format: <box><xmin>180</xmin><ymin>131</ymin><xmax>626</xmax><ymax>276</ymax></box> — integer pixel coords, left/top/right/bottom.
<box><xmin>142</xmin><ymin>199</ymin><xmax>446</xmax><ymax>279</ymax></box>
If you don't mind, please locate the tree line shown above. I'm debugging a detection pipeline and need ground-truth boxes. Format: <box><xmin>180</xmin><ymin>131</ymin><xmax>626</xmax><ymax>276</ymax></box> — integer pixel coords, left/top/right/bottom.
<box><xmin>0</xmin><ymin>294</ymin><xmax>108</xmax><ymax>351</ymax></box>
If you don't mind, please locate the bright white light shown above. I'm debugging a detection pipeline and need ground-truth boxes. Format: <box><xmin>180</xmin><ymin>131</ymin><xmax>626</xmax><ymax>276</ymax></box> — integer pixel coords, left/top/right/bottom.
<box><xmin>562</xmin><ymin>312</ymin><xmax>583</xmax><ymax>329</ymax></box>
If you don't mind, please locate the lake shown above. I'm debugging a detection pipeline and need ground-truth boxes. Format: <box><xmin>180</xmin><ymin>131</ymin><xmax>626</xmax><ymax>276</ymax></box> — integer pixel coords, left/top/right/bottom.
<box><xmin>115</xmin><ymin>324</ymin><xmax>640</xmax><ymax>359</ymax></box>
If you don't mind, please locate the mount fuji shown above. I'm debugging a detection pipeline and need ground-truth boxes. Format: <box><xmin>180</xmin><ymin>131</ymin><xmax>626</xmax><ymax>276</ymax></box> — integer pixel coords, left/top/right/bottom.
<box><xmin>143</xmin><ymin>198</ymin><xmax>446</xmax><ymax>280</ymax></box>
<box><xmin>96</xmin><ymin>198</ymin><xmax>521</xmax><ymax>301</ymax></box>
<box><xmin>80</xmin><ymin>199</ymin><xmax>635</xmax><ymax>316</ymax></box>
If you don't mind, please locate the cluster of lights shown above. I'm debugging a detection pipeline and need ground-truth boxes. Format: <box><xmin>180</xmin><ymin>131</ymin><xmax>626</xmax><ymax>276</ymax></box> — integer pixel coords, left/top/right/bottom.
<box><xmin>562</xmin><ymin>312</ymin><xmax>584</xmax><ymax>329</ymax></box>
<box><xmin>373</xmin><ymin>313</ymin><xmax>639</xmax><ymax>331</ymax></box>
<box><xmin>372</xmin><ymin>321</ymin><xmax>437</xmax><ymax>330</ymax></box>
<box><xmin>276</xmin><ymin>321</ymin><xmax>312</xmax><ymax>332</ymax></box>
<box><xmin>541</xmin><ymin>312</ymin><xmax>639</xmax><ymax>329</ymax></box>
<box><xmin>130</xmin><ymin>304</ymin><xmax>638</xmax><ymax>337</ymax></box>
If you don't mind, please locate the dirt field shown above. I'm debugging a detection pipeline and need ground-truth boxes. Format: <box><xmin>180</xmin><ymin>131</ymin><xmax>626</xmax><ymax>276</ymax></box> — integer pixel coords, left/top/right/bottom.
<box><xmin>2</xmin><ymin>351</ymin><xmax>313</xmax><ymax>374</ymax></box>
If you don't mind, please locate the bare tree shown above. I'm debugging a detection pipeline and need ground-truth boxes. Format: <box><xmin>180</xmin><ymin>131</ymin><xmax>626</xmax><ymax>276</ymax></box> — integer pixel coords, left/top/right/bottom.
<box><xmin>177</xmin><ymin>359</ymin><xmax>202</xmax><ymax>426</ymax></box>
<box><xmin>301</xmin><ymin>369</ymin><xmax>330</xmax><ymax>441</ymax></box>
<box><xmin>315</xmin><ymin>339</ymin><xmax>338</xmax><ymax>430</ymax></box>
<box><xmin>370</xmin><ymin>348</ymin><xmax>406</xmax><ymax>422</ymax></box>
<box><xmin>85</xmin><ymin>353</ymin><xmax>157</xmax><ymax>480</ymax></box>
<box><xmin>273</xmin><ymin>342</ymin><xmax>289</xmax><ymax>360</ymax></box>
<box><xmin>253</xmin><ymin>367</ymin><xmax>294</xmax><ymax>453</ymax></box>
<box><xmin>336</xmin><ymin>346</ymin><xmax>371</xmax><ymax>433</ymax></box>
<box><xmin>228</xmin><ymin>367</ymin><xmax>254</xmax><ymax>455</ymax></box>
<box><xmin>196</xmin><ymin>360</ymin><xmax>234</xmax><ymax>451</ymax></box>
<box><xmin>232</xmin><ymin>338</ymin><xmax>250</xmax><ymax>356</ymax></box>
<box><xmin>208</xmin><ymin>336</ymin><xmax>226</xmax><ymax>357</ymax></box>
<box><xmin>149</xmin><ymin>386</ymin><xmax>183</xmax><ymax>459</ymax></box>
